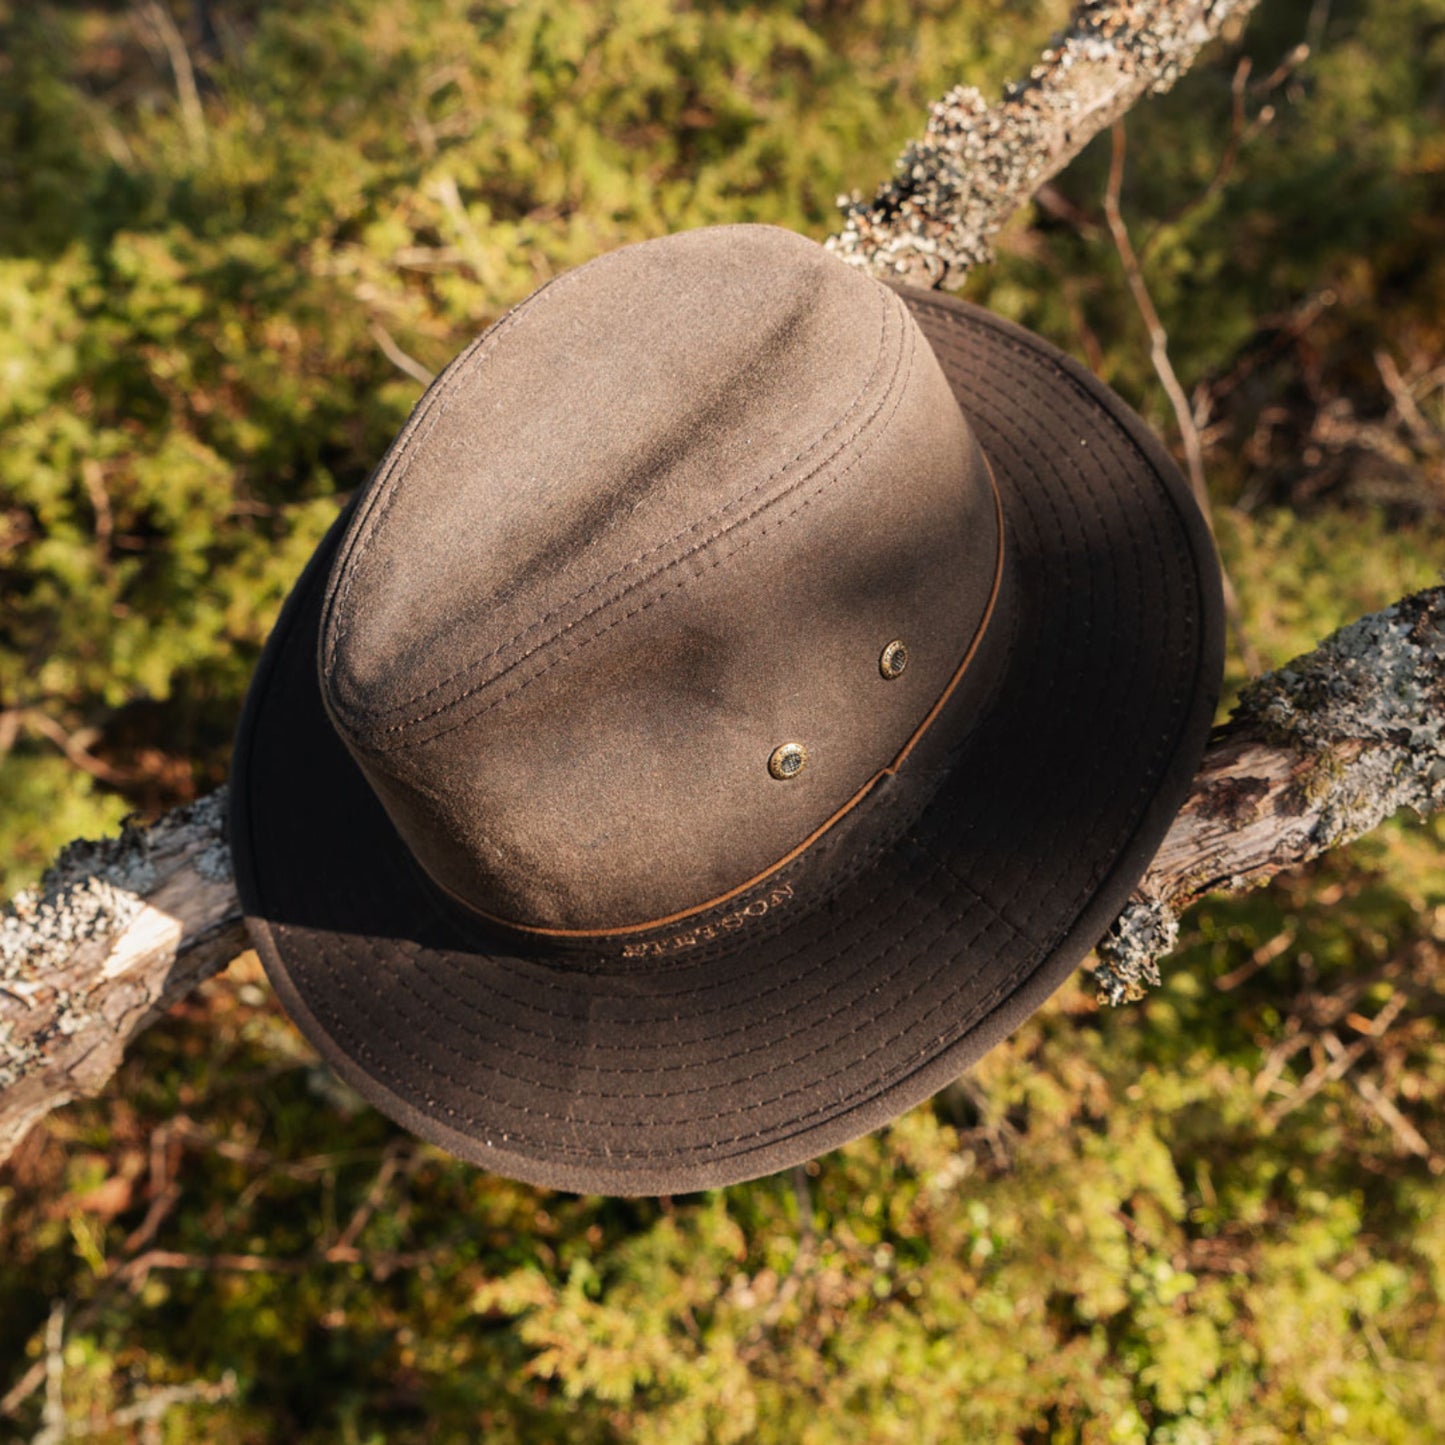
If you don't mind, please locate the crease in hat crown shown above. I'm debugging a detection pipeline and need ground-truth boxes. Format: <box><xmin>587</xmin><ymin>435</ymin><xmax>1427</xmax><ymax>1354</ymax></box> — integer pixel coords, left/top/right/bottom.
<box><xmin>316</xmin><ymin>225</ymin><xmax>1004</xmax><ymax>936</ymax></box>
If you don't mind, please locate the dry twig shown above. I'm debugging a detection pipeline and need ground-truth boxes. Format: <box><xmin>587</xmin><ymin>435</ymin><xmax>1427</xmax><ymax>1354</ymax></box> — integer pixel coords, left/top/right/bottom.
<box><xmin>132</xmin><ymin>0</ymin><xmax>208</xmax><ymax>162</ymax></box>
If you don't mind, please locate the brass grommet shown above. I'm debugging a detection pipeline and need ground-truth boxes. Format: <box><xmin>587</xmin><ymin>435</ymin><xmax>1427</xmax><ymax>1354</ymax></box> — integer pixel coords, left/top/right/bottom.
<box><xmin>880</xmin><ymin>639</ymin><xmax>909</xmax><ymax>680</ymax></box>
<box><xmin>768</xmin><ymin>742</ymin><xmax>808</xmax><ymax>780</ymax></box>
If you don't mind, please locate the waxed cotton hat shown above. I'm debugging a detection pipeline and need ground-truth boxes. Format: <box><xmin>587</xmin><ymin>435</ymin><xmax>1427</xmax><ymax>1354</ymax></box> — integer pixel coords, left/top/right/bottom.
<box><xmin>230</xmin><ymin>224</ymin><xmax>1224</xmax><ymax>1195</ymax></box>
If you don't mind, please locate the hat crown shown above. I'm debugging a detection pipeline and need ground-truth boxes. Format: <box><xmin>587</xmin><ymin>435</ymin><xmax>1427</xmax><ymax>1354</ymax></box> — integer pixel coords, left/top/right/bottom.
<box><xmin>319</xmin><ymin>225</ymin><xmax>1001</xmax><ymax>934</ymax></box>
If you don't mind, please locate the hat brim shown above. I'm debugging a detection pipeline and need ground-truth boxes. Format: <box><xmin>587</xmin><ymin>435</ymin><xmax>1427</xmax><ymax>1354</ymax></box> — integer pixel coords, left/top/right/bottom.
<box><xmin>229</xmin><ymin>288</ymin><xmax>1223</xmax><ymax>1196</ymax></box>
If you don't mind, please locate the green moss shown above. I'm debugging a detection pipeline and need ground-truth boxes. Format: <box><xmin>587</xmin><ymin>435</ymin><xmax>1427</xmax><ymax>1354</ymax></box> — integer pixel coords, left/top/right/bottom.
<box><xmin>3</xmin><ymin>0</ymin><xmax>1445</xmax><ymax>1440</ymax></box>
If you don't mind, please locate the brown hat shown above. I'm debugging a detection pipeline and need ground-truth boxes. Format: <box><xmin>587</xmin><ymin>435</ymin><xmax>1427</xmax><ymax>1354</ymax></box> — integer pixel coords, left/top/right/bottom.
<box><xmin>230</xmin><ymin>225</ymin><xmax>1223</xmax><ymax>1195</ymax></box>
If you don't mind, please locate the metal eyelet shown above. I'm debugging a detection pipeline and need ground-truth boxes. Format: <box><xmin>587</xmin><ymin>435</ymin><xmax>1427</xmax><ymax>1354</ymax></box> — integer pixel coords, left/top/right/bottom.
<box><xmin>768</xmin><ymin>742</ymin><xmax>808</xmax><ymax>780</ymax></box>
<box><xmin>880</xmin><ymin>639</ymin><xmax>909</xmax><ymax>679</ymax></box>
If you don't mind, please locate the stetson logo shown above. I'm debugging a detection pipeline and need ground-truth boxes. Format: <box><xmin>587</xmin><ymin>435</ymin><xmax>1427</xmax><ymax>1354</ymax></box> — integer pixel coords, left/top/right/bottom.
<box><xmin>621</xmin><ymin>884</ymin><xmax>796</xmax><ymax>958</ymax></box>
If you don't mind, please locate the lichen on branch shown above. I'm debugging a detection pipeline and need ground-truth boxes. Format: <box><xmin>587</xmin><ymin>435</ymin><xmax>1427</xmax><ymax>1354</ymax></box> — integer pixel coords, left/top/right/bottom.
<box><xmin>827</xmin><ymin>0</ymin><xmax>1263</xmax><ymax>288</ymax></box>
<box><xmin>1234</xmin><ymin>589</ymin><xmax>1445</xmax><ymax>844</ymax></box>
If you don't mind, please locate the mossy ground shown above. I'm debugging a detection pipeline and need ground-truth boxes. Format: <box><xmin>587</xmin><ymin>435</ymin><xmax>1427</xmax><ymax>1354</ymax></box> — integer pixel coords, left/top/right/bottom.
<box><xmin>2</xmin><ymin>0</ymin><xmax>1444</xmax><ymax>1439</ymax></box>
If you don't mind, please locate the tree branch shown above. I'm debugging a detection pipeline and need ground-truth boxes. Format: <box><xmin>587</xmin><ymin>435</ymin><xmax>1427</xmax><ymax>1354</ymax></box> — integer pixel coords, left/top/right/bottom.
<box><xmin>1094</xmin><ymin>585</ymin><xmax>1445</xmax><ymax>1001</ymax></box>
<box><xmin>827</xmin><ymin>0</ymin><xmax>1261</xmax><ymax>288</ymax></box>
<box><xmin>0</xmin><ymin>793</ymin><xmax>243</xmax><ymax>1164</ymax></box>
<box><xmin>5</xmin><ymin>584</ymin><xmax>1440</xmax><ymax>1165</ymax></box>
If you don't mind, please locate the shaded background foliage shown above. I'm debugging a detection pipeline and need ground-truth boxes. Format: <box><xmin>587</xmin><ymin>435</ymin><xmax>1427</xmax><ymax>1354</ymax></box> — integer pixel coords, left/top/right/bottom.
<box><xmin>1</xmin><ymin>0</ymin><xmax>1444</xmax><ymax>1440</ymax></box>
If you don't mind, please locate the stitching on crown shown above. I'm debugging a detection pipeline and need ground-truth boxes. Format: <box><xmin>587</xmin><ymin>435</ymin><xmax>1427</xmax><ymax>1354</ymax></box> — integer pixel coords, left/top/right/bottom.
<box><xmin>360</xmin><ymin>292</ymin><xmax>918</xmax><ymax>750</ymax></box>
<box><xmin>328</xmin><ymin>258</ymin><xmax>901</xmax><ymax>738</ymax></box>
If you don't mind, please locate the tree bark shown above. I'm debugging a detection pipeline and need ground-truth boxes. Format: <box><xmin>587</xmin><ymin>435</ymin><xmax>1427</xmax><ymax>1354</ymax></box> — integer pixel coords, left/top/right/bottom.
<box><xmin>5</xmin><ymin>0</ymin><xmax>1441</xmax><ymax>1167</ymax></box>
